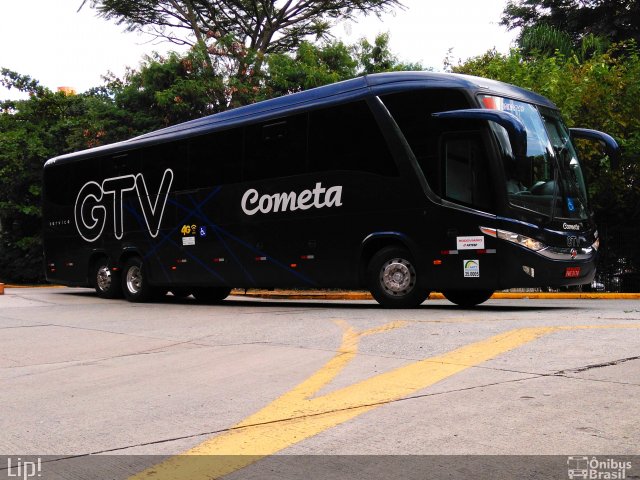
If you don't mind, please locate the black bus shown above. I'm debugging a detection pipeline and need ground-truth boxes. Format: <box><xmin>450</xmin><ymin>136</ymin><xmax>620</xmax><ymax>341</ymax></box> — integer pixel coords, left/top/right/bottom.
<box><xmin>42</xmin><ymin>72</ymin><xmax>619</xmax><ymax>307</ymax></box>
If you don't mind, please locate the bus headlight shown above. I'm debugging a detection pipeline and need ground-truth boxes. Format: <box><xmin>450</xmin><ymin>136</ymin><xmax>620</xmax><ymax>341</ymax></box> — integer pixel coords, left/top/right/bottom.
<box><xmin>498</xmin><ymin>230</ymin><xmax>546</xmax><ymax>251</ymax></box>
<box><xmin>480</xmin><ymin>227</ymin><xmax>546</xmax><ymax>252</ymax></box>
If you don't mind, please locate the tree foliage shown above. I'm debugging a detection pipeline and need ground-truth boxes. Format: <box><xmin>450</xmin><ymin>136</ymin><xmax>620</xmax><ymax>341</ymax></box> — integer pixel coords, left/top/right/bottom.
<box><xmin>266</xmin><ymin>33</ymin><xmax>421</xmax><ymax>96</ymax></box>
<box><xmin>103</xmin><ymin>33</ymin><xmax>420</xmax><ymax>121</ymax></box>
<box><xmin>518</xmin><ymin>24</ymin><xmax>609</xmax><ymax>60</ymax></box>
<box><xmin>81</xmin><ymin>0</ymin><xmax>403</xmax><ymax>104</ymax></box>
<box><xmin>501</xmin><ymin>0</ymin><xmax>640</xmax><ymax>47</ymax></box>
<box><xmin>0</xmin><ymin>70</ymin><xmax>116</xmax><ymax>282</ymax></box>
<box><xmin>82</xmin><ymin>0</ymin><xmax>402</xmax><ymax>51</ymax></box>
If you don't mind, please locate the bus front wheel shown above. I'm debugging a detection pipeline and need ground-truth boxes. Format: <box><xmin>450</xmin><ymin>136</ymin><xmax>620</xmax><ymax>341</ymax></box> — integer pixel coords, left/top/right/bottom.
<box><xmin>442</xmin><ymin>289</ymin><xmax>494</xmax><ymax>307</ymax></box>
<box><xmin>192</xmin><ymin>287</ymin><xmax>232</xmax><ymax>304</ymax></box>
<box><xmin>367</xmin><ymin>246</ymin><xmax>429</xmax><ymax>308</ymax></box>
<box><xmin>122</xmin><ymin>257</ymin><xmax>154</xmax><ymax>303</ymax></box>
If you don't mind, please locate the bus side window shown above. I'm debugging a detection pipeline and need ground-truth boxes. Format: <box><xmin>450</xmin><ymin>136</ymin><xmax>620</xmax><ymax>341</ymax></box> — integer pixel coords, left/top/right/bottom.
<box><xmin>189</xmin><ymin>128</ymin><xmax>243</xmax><ymax>189</ymax></box>
<box><xmin>102</xmin><ymin>151</ymin><xmax>141</xmax><ymax>180</ymax></box>
<box><xmin>140</xmin><ymin>141</ymin><xmax>188</xmax><ymax>192</ymax></box>
<box><xmin>46</xmin><ymin>157</ymin><xmax>103</xmax><ymax>206</ymax></box>
<box><xmin>44</xmin><ymin>162</ymin><xmax>79</xmax><ymax>206</ymax></box>
<box><xmin>243</xmin><ymin>113</ymin><xmax>308</xmax><ymax>181</ymax></box>
<box><xmin>380</xmin><ymin>89</ymin><xmax>471</xmax><ymax>195</ymax></box>
<box><xmin>308</xmin><ymin>101</ymin><xmax>398</xmax><ymax>177</ymax></box>
<box><xmin>441</xmin><ymin>132</ymin><xmax>493</xmax><ymax>211</ymax></box>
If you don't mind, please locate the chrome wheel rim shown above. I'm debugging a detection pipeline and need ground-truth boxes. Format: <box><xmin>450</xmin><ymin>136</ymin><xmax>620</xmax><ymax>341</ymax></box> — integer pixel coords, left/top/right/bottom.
<box><xmin>380</xmin><ymin>258</ymin><xmax>415</xmax><ymax>296</ymax></box>
<box><xmin>126</xmin><ymin>265</ymin><xmax>143</xmax><ymax>295</ymax></box>
<box><xmin>96</xmin><ymin>266</ymin><xmax>112</xmax><ymax>292</ymax></box>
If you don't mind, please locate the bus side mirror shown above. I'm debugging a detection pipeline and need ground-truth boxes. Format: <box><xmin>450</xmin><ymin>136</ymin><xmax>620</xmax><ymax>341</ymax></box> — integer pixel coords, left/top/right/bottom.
<box><xmin>570</xmin><ymin>128</ymin><xmax>620</xmax><ymax>170</ymax></box>
<box><xmin>432</xmin><ymin>109</ymin><xmax>527</xmax><ymax>161</ymax></box>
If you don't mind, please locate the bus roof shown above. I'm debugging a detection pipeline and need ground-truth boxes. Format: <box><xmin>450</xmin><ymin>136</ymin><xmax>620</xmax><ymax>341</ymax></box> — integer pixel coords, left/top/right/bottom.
<box><xmin>45</xmin><ymin>71</ymin><xmax>557</xmax><ymax>167</ymax></box>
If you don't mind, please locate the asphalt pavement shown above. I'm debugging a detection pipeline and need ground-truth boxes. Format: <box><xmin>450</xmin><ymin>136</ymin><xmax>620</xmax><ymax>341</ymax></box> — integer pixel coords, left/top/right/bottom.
<box><xmin>1</xmin><ymin>286</ymin><xmax>639</xmax><ymax>479</ymax></box>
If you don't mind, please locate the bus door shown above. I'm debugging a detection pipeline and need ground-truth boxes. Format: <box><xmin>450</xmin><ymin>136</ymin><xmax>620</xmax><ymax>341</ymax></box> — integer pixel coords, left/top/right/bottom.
<box><xmin>428</xmin><ymin>127</ymin><xmax>501</xmax><ymax>291</ymax></box>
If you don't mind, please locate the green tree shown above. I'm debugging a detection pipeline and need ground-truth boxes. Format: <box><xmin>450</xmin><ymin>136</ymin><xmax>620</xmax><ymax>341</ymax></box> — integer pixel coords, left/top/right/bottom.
<box><xmin>81</xmin><ymin>0</ymin><xmax>403</xmax><ymax>105</ymax></box>
<box><xmin>266</xmin><ymin>33</ymin><xmax>422</xmax><ymax>96</ymax></box>
<box><xmin>104</xmin><ymin>49</ymin><xmax>229</xmax><ymax>129</ymax></box>
<box><xmin>106</xmin><ymin>33</ymin><xmax>422</xmax><ymax>119</ymax></box>
<box><xmin>518</xmin><ymin>24</ymin><xmax>609</xmax><ymax>60</ymax></box>
<box><xmin>0</xmin><ymin>71</ymin><xmax>90</xmax><ymax>281</ymax></box>
<box><xmin>501</xmin><ymin>0</ymin><xmax>640</xmax><ymax>47</ymax></box>
<box><xmin>351</xmin><ymin>32</ymin><xmax>422</xmax><ymax>74</ymax></box>
<box><xmin>266</xmin><ymin>40</ymin><xmax>358</xmax><ymax>96</ymax></box>
<box><xmin>0</xmin><ymin>69</ymin><xmax>147</xmax><ymax>282</ymax></box>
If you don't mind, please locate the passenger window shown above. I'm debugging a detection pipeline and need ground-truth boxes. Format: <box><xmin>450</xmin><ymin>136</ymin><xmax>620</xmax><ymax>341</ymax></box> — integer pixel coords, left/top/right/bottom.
<box><xmin>308</xmin><ymin>101</ymin><xmax>398</xmax><ymax>176</ymax></box>
<box><xmin>441</xmin><ymin>132</ymin><xmax>493</xmax><ymax>211</ymax></box>
<box><xmin>189</xmin><ymin>128</ymin><xmax>243</xmax><ymax>188</ymax></box>
<box><xmin>141</xmin><ymin>141</ymin><xmax>188</xmax><ymax>192</ymax></box>
<box><xmin>444</xmin><ymin>137</ymin><xmax>474</xmax><ymax>204</ymax></box>
<box><xmin>45</xmin><ymin>160</ymin><xmax>90</xmax><ymax>206</ymax></box>
<box><xmin>381</xmin><ymin>89</ymin><xmax>471</xmax><ymax>194</ymax></box>
<box><xmin>244</xmin><ymin>114</ymin><xmax>308</xmax><ymax>181</ymax></box>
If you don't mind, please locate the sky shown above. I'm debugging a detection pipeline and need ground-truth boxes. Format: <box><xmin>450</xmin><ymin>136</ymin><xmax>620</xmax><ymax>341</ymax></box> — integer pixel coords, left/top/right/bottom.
<box><xmin>0</xmin><ymin>0</ymin><xmax>518</xmax><ymax>100</ymax></box>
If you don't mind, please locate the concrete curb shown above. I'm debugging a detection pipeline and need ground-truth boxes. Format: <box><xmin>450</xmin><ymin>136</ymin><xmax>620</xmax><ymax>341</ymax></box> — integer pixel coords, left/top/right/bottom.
<box><xmin>2</xmin><ymin>284</ymin><xmax>65</xmax><ymax>289</ymax></box>
<box><xmin>2</xmin><ymin>285</ymin><xmax>639</xmax><ymax>300</ymax></box>
<box><xmin>231</xmin><ymin>289</ymin><xmax>640</xmax><ymax>301</ymax></box>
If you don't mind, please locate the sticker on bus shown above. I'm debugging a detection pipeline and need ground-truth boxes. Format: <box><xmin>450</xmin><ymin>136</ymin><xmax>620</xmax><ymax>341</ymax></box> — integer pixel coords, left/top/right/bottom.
<box><xmin>463</xmin><ymin>259</ymin><xmax>480</xmax><ymax>278</ymax></box>
<box><xmin>457</xmin><ymin>236</ymin><xmax>485</xmax><ymax>250</ymax></box>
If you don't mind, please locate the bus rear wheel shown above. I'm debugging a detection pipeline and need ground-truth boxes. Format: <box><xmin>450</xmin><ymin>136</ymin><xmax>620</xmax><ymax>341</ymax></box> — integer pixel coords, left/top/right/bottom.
<box><xmin>192</xmin><ymin>287</ymin><xmax>232</xmax><ymax>304</ymax></box>
<box><xmin>92</xmin><ymin>259</ymin><xmax>122</xmax><ymax>299</ymax></box>
<box><xmin>122</xmin><ymin>257</ymin><xmax>155</xmax><ymax>303</ymax></box>
<box><xmin>442</xmin><ymin>289</ymin><xmax>494</xmax><ymax>307</ymax></box>
<box><xmin>367</xmin><ymin>246</ymin><xmax>429</xmax><ymax>308</ymax></box>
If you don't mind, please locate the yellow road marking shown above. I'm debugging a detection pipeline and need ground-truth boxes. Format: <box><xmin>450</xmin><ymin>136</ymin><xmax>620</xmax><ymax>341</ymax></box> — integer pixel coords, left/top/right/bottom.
<box><xmin>131</xmin><ymin>323</ymin><xmax>640</xmax><ymax>479</ymax></box>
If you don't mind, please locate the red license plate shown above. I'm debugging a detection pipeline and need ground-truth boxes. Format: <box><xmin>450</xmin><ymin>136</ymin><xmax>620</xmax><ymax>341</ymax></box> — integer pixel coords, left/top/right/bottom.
<box><xmin>565</xmin><ymin>267</ymin><xmax>581</xmax><ymax>278</ymax></box>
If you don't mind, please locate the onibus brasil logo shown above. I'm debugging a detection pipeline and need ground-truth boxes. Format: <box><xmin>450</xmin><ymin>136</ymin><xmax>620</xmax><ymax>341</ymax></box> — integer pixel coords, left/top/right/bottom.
<box><xmin>567</xmin><ymin>456</ymin><xmax>632</xmax><ymax>479</ymax></box>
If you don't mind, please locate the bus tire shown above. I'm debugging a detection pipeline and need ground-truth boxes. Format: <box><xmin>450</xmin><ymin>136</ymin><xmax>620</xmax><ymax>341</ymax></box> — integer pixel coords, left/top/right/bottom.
<box><xmin>92</xmin><ymin>259</ymin><xmax>122</xmax><ymax>299</ymax></box>
<box><xmin>192</xmin><ymin>287</ymin><xmax>232</xmax><ymax>304</ymax></box>
<box><xmin>122</xmin><ymin>257</ymin><xmax>154</xmax><ymax>303</ymax></box>
<box><xmin>442</xmin><ymin>289</ymin><xmax>494</xmax><ymax>307</ymax></box>
<box><xmin>367</xmin><ymin>246</ymin><xmax>428</xmax><ymax>308</ymax></box>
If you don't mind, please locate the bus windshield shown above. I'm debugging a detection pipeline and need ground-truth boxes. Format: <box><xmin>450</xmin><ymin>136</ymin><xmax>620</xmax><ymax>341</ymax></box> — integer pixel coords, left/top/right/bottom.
<box><xmin>480</xmin><ymin>95</ymin><xmax>589</xmax><ymax>220</ymax></box>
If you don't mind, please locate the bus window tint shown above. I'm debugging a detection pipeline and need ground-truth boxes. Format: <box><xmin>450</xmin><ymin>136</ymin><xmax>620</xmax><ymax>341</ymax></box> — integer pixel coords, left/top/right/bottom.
<box><xmin>244</xmin><ymin>114</ymin><xmax>308</xmax><ymax>181</ymax></box>
<box><xmin>381</xmin><ymin>89</ymin><xmax>470</xmax><ymax>194</ymax></box>
<box><xmin>441</xmin><ymin>132</ymin><xmax>493</xmax><ymax>210</ymax></box>
<box><xmin>141</xmin><ymin>141</ymin><xmax>189</xmax><ymax>192</ymax></box>
<box><xmin>102</xmin><ymin>151</ymin><xmax>141</xmax><ymax>180</ymax></box>
<box><xmin>308</xmin><ymin>101</ymin><xmax>397</xmax><ymax>176</ymax></box>
<box><xmin>189</xmin><ymin>129</ymin><xmax>243</xmax><ymax>189</ymax></box>
<box><xmin>44</xmin><ymin>161</ymin><xmax>81</xmax><ymax>206</ymax></box>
